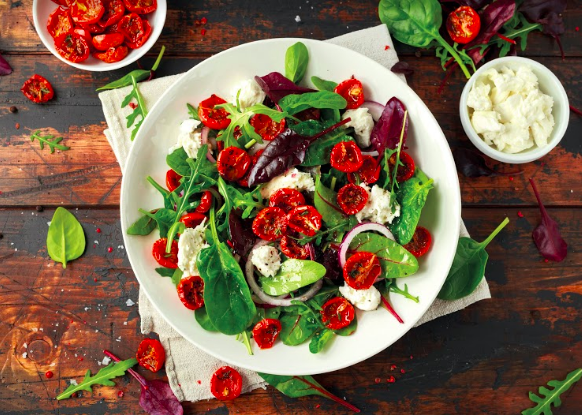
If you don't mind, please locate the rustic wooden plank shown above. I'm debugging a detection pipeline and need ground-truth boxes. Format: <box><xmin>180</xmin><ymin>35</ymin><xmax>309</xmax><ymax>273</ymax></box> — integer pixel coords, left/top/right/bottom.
<box><xmin>0</xmin><ymin>207</ymin><xmax>580</xmax><ymax>414</ymax></box>
<box><xmin>1</xmin><ymin>55</ymin><xmax>581</xmax><ymax>208</ymax></box>
<box><xmin>1</xmin><ymin>0</ymin><xmax>581</xmax><ymax>58</ymax></box>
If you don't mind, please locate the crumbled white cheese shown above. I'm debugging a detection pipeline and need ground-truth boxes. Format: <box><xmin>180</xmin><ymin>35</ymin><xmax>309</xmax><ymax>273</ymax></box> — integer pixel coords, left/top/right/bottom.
<box><xmin>126</xmin><ymin>299</ymin><xmax>135</xmax><ymax>307</ymax></box>
<box><xmin>259</xmin><ymin>168</ymin><xmax>315</xmax><ymax>199</ymax></box>
<box><xmin>342</xmin><ymin>108</ymin><xmax>374</xmax><ymax>148</ymax></box>
<box><xmin>468</xmin><ymin>65</ymin><xmax>554</xmax><ymax>153</ymax></box>
<box><xmin>339</xmin><ymin>283</ymin><xmax>381</xmax><ymax>311</ymax></box>
<box><xmin>169</xmin><ymin>118</ymin><xmax>203</xmax><ymax>158</ymax></box>
<box><xmin>177</xmin><ymin>220</ymin><xmax>209</xmax><ymax>277</ymax></box>
<box><xmin>101</xmin><ymin>356</ymin><xmax>111</xmax><ymax>366</ymax></box>
<box><xmin>251</xmin><ymin>245</ymin><xmax>281</xmax><ymax>277</ymax></box>
<box><xmin>231</xmin><ymin>79</ymin><xmax>266</xmax><ymax>111</ymax></box>
<box><xmin>69</xmin><ymin>379</ymin><xmax>78</xmax><ymax>386</ymax></box>
<box><xmin>295</xmin><ymin>15</ymin><xmax>302</xmax><ymax>23</ymax></box>
<box><xmin>355</xmin><ymin>184</ymin><xmax>400</xmax><ymax>225</ymax></box>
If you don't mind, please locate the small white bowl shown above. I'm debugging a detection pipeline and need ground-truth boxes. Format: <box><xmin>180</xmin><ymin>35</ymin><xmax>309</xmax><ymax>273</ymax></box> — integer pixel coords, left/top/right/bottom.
<box><xmin>459</xmin><ymin>56</ymin><xmax>569</xmax><ymax>164</ymax></box>
<box><xmin>32</xmin><ymin>0</ymin><xmax>166</xmax><ymax>72</ymax></box>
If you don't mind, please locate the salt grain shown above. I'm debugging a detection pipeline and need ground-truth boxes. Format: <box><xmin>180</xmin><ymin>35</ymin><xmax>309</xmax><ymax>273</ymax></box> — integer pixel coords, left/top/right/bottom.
<box><xmin>295</xmin><ymin>15</ymin><xmax>301</xmax><ymax>23</ymax></box>
<box><xmin>22</xmin><ymin>352</ymin><xmax>27</xmax><ymax>358</ymax></box>
<box><xmin>126</xmin><ymin>299</ymin><xmax>135</xmax><ymax>307</ymax></box>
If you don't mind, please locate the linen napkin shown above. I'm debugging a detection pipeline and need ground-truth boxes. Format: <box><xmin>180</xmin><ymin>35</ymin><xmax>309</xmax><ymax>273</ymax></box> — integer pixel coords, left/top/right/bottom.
<box><xmin>99</xmin><ymin>24</ymin><xmax>491</xmax><ymax>402</ymax></box>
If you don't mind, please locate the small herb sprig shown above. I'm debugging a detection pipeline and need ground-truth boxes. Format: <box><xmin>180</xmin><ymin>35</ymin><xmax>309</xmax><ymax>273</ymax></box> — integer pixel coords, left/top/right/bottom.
<box><xmin>122</xmin><ymin>75</ymin><xmax>148</xmax><ymax>141</ymax></box>
<box><xmin>522</xmin><ymin>368</ymin><xmax>582</xmax><ymax>415</ymax></box>
<box><xmin>30</xmin><ymin>130</ymin><xmax>70</xmax><ymax>153</ymax></box>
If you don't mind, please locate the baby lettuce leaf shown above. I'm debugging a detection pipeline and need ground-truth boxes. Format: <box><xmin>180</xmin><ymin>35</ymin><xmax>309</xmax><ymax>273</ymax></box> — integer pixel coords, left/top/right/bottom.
<box><xmin>309</xmin><ymin>329</ymin><xmax>335</xmax><ymax>354</ymax></box>
<box><xmin>56</xmin><ymin>358</ymin><xmax>137</xmax><ymax>400</ymax></box>
<box><xmin>279</xmin><ymin>91</ymin><xmax>347</xmax><ymax>116</ymax></box>
<box><xmin>390</xmin><ymin>168</ymin><xmax>434</xmax><ymax>245</ymax></box>
<box><xmin>259</xmin><ymin>259</ymin><xmax>326</xmax><ymax>296</ymax></box>
<box><xmin>311</xmin><ymin>76</ymin><xmax>338</xmax><ymax>92</ymax></box>
<box><xmin>314</xmin><ymin>176</ymin><xmax>348</xmax><ymax>227</ymax></box>
<box><xmin>370</xmin><ymin>97</ymin><xmax>408</xmax><ymax>155</ymax></box>
<box><xmin>195</xmin><ymin>307</ymin><xmax>219</xmax><ymax>332</ymax></box>
<box><xmin>285</xmin><ymin>42</ymin><xmax>309</xmax><ymax>84</ymax></box>
<box><xmin>139</xmin><ymin>208</ymin><xmax>176</xmax><ymax>238</ymax></box>
<box><xmin>349</xmin><ymin>233</ymin><xmax>419</xmax><ymax>278</ymax></box>
<box><xmin>255</xmin><ymin>72</ymin><xmax>315</xmax><ymax>104</ymax></box>
<box><xmin>438</xmin><ymin>217</ymin><xmax>509</xmax><ymax>300</ymax></box>
<box><xmin>47</xmin><ymin>207</ymin><xmax>86</xmax><ymax>269</ymax></box>
<box><xmin>279</xmin><ymin>308</ymin><xmax>320</xmax><ymax>346</ymax></box>
<box><xmin>258</xmin><ymin>374</ymin><xmax>360</xmax><ymax>413</ymax></box>
<box><xmin>127</xmin><ymin>212</ymin><xmax>158</xmax><ymax>236</ymax></box>
<box><xmin>521</xmin><ymin>368</ymin><xmax>582</xmax><ymax>415</ymax></box>
<box><xmin>529</xmin><ymin>178</ymin><xmax>567</xmax><ymax>262</ymax></box>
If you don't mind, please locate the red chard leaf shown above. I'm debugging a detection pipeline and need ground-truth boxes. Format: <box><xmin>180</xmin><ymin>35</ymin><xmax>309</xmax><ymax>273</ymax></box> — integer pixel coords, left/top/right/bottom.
<box><xmin>391</xmin><ymin>61</ymin><xmax>414</xmax><ymax>76</ymax></box>
<box><xmin>529</xmin><ymin>178</ymin><xmax>567</xmax><ymax>262</ymax></box>
<box><xmin>370</xmin><ymin>97</ymin><xmax>408</xmax><ymax>154</ymax></box>
<box><xmin>520</xmin><ymin>0</ymin><xmax>566</xmax><ymax>58</ymax></box>
<box><xmin>0</xmin><ymin>54</ymin><xmax>13</xmax><ymax>76</ymax></box>
<box><xmin>228</xmin><ymin>210</ymin><xmax>255</xmax><ymax>257</ymax></box>
<box><xmin>255</xmin><ymin>72</ymin><xmax>315</xmax><ymax>104</ymax></box>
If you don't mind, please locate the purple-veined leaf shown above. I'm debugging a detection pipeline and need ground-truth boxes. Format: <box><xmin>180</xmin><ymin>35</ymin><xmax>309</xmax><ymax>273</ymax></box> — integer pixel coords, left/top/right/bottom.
<box><xmin>520</xmin><ymin>0</ymin><xmax>567</xmax><ymax>59</ymax></box>
<box><xmin>0</xmin><ymin>54</ymin><xmax>13</xmax><ymax>76</ymax></box>
<box><xmin>370</xmin><ymin>97</ymin><xmax>408</xmax><ymax>155</ymax></box>
<box><xmin>255</xmin><ymin>72</ymin><xmax>314</xmax><ymax>104</ymax></box>
<box><xmin>529</xmin><ymin>178</ymin><xmax>567</xmax><ymax>262</ymax></box>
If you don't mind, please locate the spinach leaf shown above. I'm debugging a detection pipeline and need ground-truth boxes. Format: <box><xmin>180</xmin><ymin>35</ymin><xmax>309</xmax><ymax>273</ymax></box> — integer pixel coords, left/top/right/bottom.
<box><xmin>155</xmin><ymin>267</ymin><xmax>182</xmax><ymax>286</ymax></box>
<box><xmin>255</xmin><ymin>72</ymin><xmax>315</xmax><ymax>104</ymax></box>
<box><xmin>196</xmin><ymin>207</ymin><xmax>256</xmax><ymax>335</ymax></box>
<box><xmin>349</xmin><ymin>233</ymin><xmax>418</xmax><ymax>278</ymax></box>
<box><xmin>166</xmin><ymin>147</ymin><xmax>190</xmax><ymax>176</ymax></box>
<box><xmin>438</xmin><ymin>218</ymin><xmax>509</xmax><ymax>300</ymax></box>
<box><xmin>139</xmin><ymin>208</ymin><xmax>176</xmax><ymax>238</ymax></box>
<box><xmin>155</xmin><ymin>267</ymin><xmax>174</xmax><ymax>277</ymax></box>
<box><xmin>311</xmin><ymin>76</ymin><xmax>338</xmax><ymax>92</ymax></box>
<box><xmin>309</xmin><ymin>329</ymin><xmax>335</xmax><ymax>354</ymax></box>
<box><xmin>257</xmin><ymin>374</ymin><xmax>359</xmax><ymax>412</ymax></box>
<box><xmin>279</xmin><ymin>308</ymin><xmax>320</xmax><ymax>346</ymax></box>
<box><xmin>195</xmin><ymin>307</ymin><xmax>219</xmax><ymax>332</ymax></box>
<box><xmin>378</xmin><ymin>0</ymin><xmax>471</xmax><ymax>78</ymax></box>
<box><xmin>390</xmin><ymin>168</ymin><xmax>434</xmax><ymax>245</ymax></box>
<box><xmin>279</xmin><ymin>91</ymin><xmax>346</xmax><ymax>116</ymax></box>
<box><xmin>47</xmin><ymin>207</ymin><xmax>86</xmax><ymax>269</ymax></box>
<box><xmin>259</xmin><ymin>259</ymin><xmax>326</xmax><ymax>296</ymax></box>
<box><xmin>285</xmin><ymin>42</ymin><xmax>309</xmax><ymax>84</ymax></box>
<box><xmin>127</xmin><ymin>212</ymin><xmax>157</xmax><ymax>236</ymax></box>
<box><xmin>96</xmin><ymin>46</ymin><xmax>165</xmax><ymax>91</ymax></box>
<box><xmin>314</xmin><ymin>176</ymin><xmax>347</xmax><ymax>227</ymax></box>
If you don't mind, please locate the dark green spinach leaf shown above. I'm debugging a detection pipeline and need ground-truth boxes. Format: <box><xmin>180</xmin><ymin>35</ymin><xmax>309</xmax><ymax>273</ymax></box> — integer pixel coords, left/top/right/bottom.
<box><xmin>279</xmin><ymin>91</ymin><xmax>347</xmax><ymax>116</ymax></box>
<box><xmin>127</xmin><ymin>212</ymin><xmax>157</xmax><ymax>236</ymax></box>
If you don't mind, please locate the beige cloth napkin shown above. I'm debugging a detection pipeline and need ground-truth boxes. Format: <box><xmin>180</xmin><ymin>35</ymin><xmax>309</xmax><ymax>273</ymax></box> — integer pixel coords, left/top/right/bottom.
<box><xmin>99</xmin><ymin>24</ymin><xmax>491</xmax><ymax>402</ymax></box>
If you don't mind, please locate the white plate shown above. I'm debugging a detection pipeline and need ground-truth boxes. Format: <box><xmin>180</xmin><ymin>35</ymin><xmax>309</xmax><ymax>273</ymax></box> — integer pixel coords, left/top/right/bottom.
<box><xmin>32</xmin><ymin>0</ymin><xmax>166</xmax><ymax>72</ymax></box>
<box><xmin>120</xmin><ymin>38</ymin><xmax>461</xmax><ymax>376</ymax></box>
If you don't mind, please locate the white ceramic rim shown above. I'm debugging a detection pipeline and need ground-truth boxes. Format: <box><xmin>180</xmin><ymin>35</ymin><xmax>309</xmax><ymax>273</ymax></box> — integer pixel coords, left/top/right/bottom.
<box><xmin>32</xmin><ymin>0</ymin><xmax>167</xmax><ymax>72</ymax></box>
<box><xmin>459</xmin><ymin>56</ymin><xmax>569</xmax><ymax>164</ymax></box>
<box><xmin>120</xmin><ymin>37</ymin><xmax>461</xmax><ymax>375</ymax></box>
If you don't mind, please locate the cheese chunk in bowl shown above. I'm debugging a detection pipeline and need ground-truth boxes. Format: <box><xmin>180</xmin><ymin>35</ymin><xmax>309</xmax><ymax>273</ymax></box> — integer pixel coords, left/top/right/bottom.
<box><xmin>460</xmin><ymin>57</ymin><xmax>569</xmax><ymax>164</ymax></box>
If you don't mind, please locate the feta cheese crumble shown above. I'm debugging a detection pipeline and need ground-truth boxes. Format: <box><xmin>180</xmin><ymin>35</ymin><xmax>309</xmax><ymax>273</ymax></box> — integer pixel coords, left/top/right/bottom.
<box><xmin>342</xmin><ymin>108</ymin><xmax>374</xmax><ymax>148</ymax></box>
<box><xmin>339</xmin><ymin>283</ymin><xmax>381</xmax><ymax>311</ymax></box>
<box><xmin>169</xmin><ymin>118</ymin><xmax>203</xmax><ymax>158</ymax></box>
<box><xmin>259</xmin><ymin>168</ymin><xmax>315</xmax><ymax>199</ymax></box>
<box><xmin>177</xmin><ymin>220</ymin><xmax>209</xmax><ymax>277</ymax></box>
<box><xmin>231</xmin><ymin>79</ymin><xmax>266</xmax><ymax>111</ymax></box>
<box><xmin>355</xmin><ymin>184</ymin><xmax>400</xmax><ymax>225</ymax></box>
<box><xmin>251</xmin><ymin>245</ymin><xmax>281</xmax><ymax>277</ymax></box>
<box><xmin>467</xmin><ymin>65</ymin><xmax>554</xmax><ymax>153</ymax></box>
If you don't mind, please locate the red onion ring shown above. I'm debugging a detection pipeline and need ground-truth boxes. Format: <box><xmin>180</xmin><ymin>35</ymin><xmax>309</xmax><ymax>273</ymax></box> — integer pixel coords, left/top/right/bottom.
<box><xmin>245</xmin><ymin>240</ymin><xmax>323</xmax><ymax>307</ymax></box>
<box><xmin>200</xmin><ymin>126</ymin><xmax>216</xmax><ymax>163</ymax></box>
<box><xmin>361</xmin><ymin>150</ymin><xmax>379</xmax><ymax>157</ymax></box>
<box><xmin>361</xmin><ymin>101</ymin><xmax>385</xmax><ymax>122</ymax></box>
<box><xmin>338</xmin><ymin>222</ymin><xmax>395</xmax><ymax>267</ymax></box>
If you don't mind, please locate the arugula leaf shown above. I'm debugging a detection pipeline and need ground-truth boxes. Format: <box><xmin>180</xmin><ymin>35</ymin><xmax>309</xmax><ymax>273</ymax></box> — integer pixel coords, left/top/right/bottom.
<box><xmin>522</xmin><ymin>368</ymin><xmax>582</xmax><ymax>415</ymax></box>
<box><xmin>349</xmin><ymin>233</ymin><xmax>418</xmax><ymax>278</ymax></box>
<box><xmin>285</xmin><ymin>42</ymin><xmax>309</xmax><ymax>83</ymax></box>
<box><xmin>386</xmin><ymin>279</ymin><xmax>419</xmax><ymax>303</ymax></box>
<box><xmin>438</xmin><ymin>218</ymin><xmax>509</xmax><ymax>300</ymax></box>
<box><xmin>30</xmin><ymin>130</ymin><xmax>70</xmax><ymax>153</ymax></box>
<box><xmin>389</xmin><ymin>168</ymin><xmax>434</xmax><ymax>245</ymax></box>
<box><xmin>96</xmin><ymin>46</ymin><xmax>165</xmax><ymax>91</ymax></box>
<box><xmin>279</xmin><ymin>91</ymin><xmax>347</xmax><ymax>116</ymax></box>
<box><xmin>186</xmin><ymin>103</ymin><xmax>200</xmax><ymax>121</ymax></box>
<box><xmin>156</xmin><ymin>267</ymin><xmax>182</xmax><ymax>286</ymax></box>
<box><xmin>56</xmin><ymin>358</ymin><xmax>137</xmax><ymax>400</ymax></box>
<box><xmin>257</xmin><ymin>374</ymin><xmax>360</xmax><ymax>412</ymax></box>
<box><xmin>127</xmin><ymin>212</ymin><xmax>157</xmax><ymax>236</ymax></box>
<box><xmin>121</xmin><ymin>76</ymin><xmax>148</xmax><ymax>141</ymax></box>
<box><xmin>259</xmin><ymin>259</ymin><xmax>326</xmax><ymax>296</ymax></box>
<box><xmin>314</xmin><ymin>175</ymin><xmax>348</xmax><ymax>227</ymax></box>
<box><xmin>311</xmin><ymin>76</ymin><xmax>338</xmax><ymax>92</ymax></box>
<box><xmin>47</xmin><ymin>207</ymin><xmax>86</xmax><ymax>269</ymax></box>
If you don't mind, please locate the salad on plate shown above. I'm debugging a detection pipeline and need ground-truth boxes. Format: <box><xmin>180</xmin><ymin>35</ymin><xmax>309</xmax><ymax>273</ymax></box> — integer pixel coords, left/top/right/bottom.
<box><xmin>127</xmin><ymin>42</ymin><xmax>435</xmax><ymax>355</ymax></box>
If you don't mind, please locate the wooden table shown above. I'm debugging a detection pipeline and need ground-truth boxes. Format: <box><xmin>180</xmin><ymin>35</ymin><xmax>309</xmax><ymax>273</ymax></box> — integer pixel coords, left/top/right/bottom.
<box><xmin>1</xmin><ymin>1</ymin><xmax>581</xmax><ymax>414</ymax></box>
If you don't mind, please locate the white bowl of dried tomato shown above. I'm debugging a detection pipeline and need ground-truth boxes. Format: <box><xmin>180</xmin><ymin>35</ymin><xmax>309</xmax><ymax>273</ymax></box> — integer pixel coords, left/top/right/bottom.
<box><xmin>32</xmin><ymin>0</ymin><xmax>166</xmax><ymax>71</ymax></box>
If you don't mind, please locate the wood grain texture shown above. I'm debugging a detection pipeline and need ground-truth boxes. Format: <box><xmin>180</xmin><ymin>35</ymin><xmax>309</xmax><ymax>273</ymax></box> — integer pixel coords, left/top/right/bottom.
<box><xmin>1</xmin><ymin>54</ymin><xmax>581</xmax><ymax>208</ymax></box>
<box><xmin>0</xmin><ymin>207</ymin><xmax>580</xmax><ymax>414</ymax></box>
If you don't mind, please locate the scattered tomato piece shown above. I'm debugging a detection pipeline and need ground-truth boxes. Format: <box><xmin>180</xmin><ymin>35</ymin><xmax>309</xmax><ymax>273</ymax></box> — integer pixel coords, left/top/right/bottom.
<box><xmin>210</xmin><ymin>366</ymin><xmax>242</xmax><ymax>401</ymax></box>
<box><xmin>136</xmin><ymin>338</ymin><xmax>166</xmax><ymax>372</ymax></box>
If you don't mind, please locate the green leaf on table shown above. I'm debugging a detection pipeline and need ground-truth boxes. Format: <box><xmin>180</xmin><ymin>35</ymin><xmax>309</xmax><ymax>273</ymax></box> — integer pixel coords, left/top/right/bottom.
<box><xmin>127</xmin><ymin>212</ymin><xmax>157</xmax><ymax>236</ymax></box>
<box><xmin>47</xmin><ymin>207</ymin><xmax>86</xmax><ymax>269</ymax></box>
<box><xmin>259</xmin><ymin>259</ymin><xmax>326</xmax><ymax>296</ymax></box>
<box><xmin>30</xmin><ymin>130</ymin><xmax>70</xmax><ymax>153</ymax></box>
<box><xmin>311</xmin><ymin>76</ymin><xmax>338</xmax><ymax>92</ymax></box>
<box><xmin>438</xmin><ymin>218</ymin><xmax>509</xmax><ymax>300</ymax></box>
<box><xmin>285</xmin><ymin>42</ymin><xmax>309</xmax><ymax>84</ymax></box>
<box><xmin>56</xmin><ymin>358</ymin><xmax>138</xmax><ymax>400</ymax></box>
<box><xmin>279</xmin><ymin>91</ymin><xmax>346</xmax><ymax>116</ymax></box>
<box><xmin>521</xmin><ymin>368</ymin><xmax>582</xmax><ymax>415</ymax></box>
<box><xmin>349</xmin><ymin>232</ymin><xmax>418</xmax><ymax>278</ymax></box>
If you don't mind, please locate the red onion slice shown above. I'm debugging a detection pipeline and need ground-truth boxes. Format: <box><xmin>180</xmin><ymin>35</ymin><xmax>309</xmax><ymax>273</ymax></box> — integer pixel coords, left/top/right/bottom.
<box><xmin>338</xmin><ymin>222</ymin><xmax>395</xmax><ymax>267</ymax></box>
<box><xmin>245</xmin><ymin>240</ymin><xmax>322</xmax><ymax>306</ymax></box>
<box><xmin>361</xmin><ymin>101</ymin><xmax>385</xmax><ymax>122</ymax></box>
<box><xmin>361</xmin><ymin>150</ymin><xmax>379</xmax><ymax>157</ymax></box>
<box><xmin>200</xmin><ymin>126</ymin><xmax>216</xmax><ymax>162</ymax></box>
